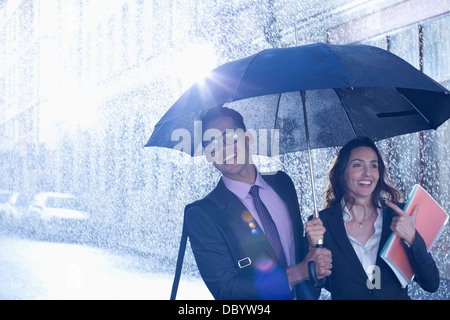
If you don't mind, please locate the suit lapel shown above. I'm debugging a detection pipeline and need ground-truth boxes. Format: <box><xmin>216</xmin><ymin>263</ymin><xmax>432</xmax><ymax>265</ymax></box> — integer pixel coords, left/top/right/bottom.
<box><xmin>263</xmin><ymin>175</ymin><xmax>299</xmax><ymax>223</ymax></box>
<box><xmin>210</xmin><ymin>178</ymin><xmax>276</xmax><ymax>262</ymax></box>
<box><xmin>327</xmin><ymin>204</ymin><xmax>369</xmax><ymax>281</ymax></box>
<box><xmin>376</xmin><ymin>206</ymin><xmax>395</xmax><ymax>262</ymax></box>
<box><xmin>263</xmin><ymin>175</ymin><xmax>302</xmax><ymax>232</ymax></box>
<box><xmin>327</xmin><ymin>203</ymin><xmax>398</xmax><ymax>281</ymax></box>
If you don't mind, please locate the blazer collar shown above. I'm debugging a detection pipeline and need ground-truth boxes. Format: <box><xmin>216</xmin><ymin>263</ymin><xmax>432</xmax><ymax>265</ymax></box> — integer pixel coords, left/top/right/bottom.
<box><xmin>210</xmin><ymin>178</ymin><xmax>275</xmax><ymax>257</ymax></box>
<box><xmin>377</xmin><ymin>202</ymin><xmax>395</xmax><ymax>257</ymax></box>
<box><xmin>327</xmin><ymin>204</ymin><xmax>368</xmax><ymax>280</ymax></box>
<box><xmin>212</xmin><ymin>173</ymin><xmax>293</xmax><ymax>219</ymax></box>
<box><xmin>209</xmin><ymin>178</ymin><xmax>255</xmax><ymax>216</ymax></box>
<box><xmin>210</xmin><ymin>174</ymin><xmax>299</xmax><ymax>264</ymax></box>
<box><xmin>326</xmin><ymin>201</ymin><xmax>397</xmax><ymax>280</ymax></box>
<box><xmin>261</xmin><ymin>174</ymin><xmax>301</xmax><ymax>224</ymax></box>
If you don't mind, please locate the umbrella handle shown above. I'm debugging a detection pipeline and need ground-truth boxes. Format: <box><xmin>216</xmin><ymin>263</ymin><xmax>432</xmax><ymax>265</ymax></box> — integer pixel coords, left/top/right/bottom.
<box><xmin>308</xmin><ymin>240</ymin><xmax>329</xmax><ymax>289</ymax></box>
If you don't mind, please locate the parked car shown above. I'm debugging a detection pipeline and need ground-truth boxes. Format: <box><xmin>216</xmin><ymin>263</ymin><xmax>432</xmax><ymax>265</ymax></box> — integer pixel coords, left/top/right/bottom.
<box><xmin>26</xmin><ymin>192</ymin><xmax>91</xmax><ymax>242</ymax></box>
<box><xmin>0</xmin><ymin>190</ymin><xmax>17</xmax><ymax>225</ymax></box>
<box><xmin>0</xmin><ymin>190</ymin><xmax>14</xmax><ymax>217</ymax></box>
<box><xmin>10</xmin><ymin>192</ymin><xmax>33</xmax><ymax>218</ymax></box>
<box><xmin>0</xmin><ymin>191</ymin><xmax>34</xmax><ymax>233</ymax></box>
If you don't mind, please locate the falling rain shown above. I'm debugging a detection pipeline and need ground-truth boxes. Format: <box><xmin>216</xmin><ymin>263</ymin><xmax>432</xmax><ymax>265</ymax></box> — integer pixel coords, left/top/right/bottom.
<box><xmin>0</xmin><ymin>0</ymin><xmax>449</xmax><ymax>300</ymax></box>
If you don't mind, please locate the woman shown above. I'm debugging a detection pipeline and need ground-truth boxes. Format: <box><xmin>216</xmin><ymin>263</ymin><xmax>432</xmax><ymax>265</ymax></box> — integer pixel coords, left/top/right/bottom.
<box><xmin>308</xmin><ymin>137</ymin><xmax>439</xmax><ymax>299</ymax></box>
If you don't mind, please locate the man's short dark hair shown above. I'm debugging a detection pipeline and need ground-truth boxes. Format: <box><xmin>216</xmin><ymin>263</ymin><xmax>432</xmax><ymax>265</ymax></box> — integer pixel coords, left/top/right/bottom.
<box><xmin>201</xmin><ymin>107</ymin><xmax>247</xmax><ymax>135</ymax></box>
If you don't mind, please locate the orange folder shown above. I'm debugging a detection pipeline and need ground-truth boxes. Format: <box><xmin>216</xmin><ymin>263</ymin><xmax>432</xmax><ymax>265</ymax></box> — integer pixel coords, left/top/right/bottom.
<box><xmin>380</xmin><ymin>184</ymin><xmax>449</xmax><ymax>287</ymax></box>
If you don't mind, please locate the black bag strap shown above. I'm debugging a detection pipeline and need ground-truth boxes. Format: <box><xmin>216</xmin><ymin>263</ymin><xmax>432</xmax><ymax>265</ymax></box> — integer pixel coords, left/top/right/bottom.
<box><xmin>170</xmin><ymin>199</ymin><xmax>220</xmax><ymax>300</ymax></box>
<box><xmin>170</xmin><ymin>197</ymin><xmax>257</xmax><ymax>299</ymax></box>
<box><xmin>170</xmin><ymin>216</ymin><xmax>188</xmax><ymax>300</ymax></box>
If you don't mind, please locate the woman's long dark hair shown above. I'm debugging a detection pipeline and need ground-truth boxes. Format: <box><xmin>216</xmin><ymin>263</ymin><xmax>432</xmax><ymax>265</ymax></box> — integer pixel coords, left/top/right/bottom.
<box><xmin>323</xmin><ymin>137</ymin><xmax>401</xmax><ymax>209</ymax></box>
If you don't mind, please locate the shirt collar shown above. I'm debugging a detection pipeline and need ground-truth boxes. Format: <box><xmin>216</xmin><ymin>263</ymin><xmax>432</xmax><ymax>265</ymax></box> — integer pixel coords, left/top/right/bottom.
<box><xmin>222</xmin><ymin>167</ymin><xmax>268</xmax><ymax>201</ymax></box>
<box><xmin>341</xmin><ymin>198</ymin><xmax>352</xmax><ymax>222</ymax></box>
<box><xmin>341</xmin><ymin>197</ymin><xmax>383</xmax><ymax>222</ymax></box>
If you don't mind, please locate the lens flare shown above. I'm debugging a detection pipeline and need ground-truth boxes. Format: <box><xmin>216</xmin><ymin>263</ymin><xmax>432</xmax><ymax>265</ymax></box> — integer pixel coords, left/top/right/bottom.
<box><xmin>241</xmin><ymin>211</ymin><xmax>253</xmax><ymax>222</ymax></box>
<box><xmin>255</xmin><ymin>258</ymin><xmax>276</xmax><ymax>272</ymax></box>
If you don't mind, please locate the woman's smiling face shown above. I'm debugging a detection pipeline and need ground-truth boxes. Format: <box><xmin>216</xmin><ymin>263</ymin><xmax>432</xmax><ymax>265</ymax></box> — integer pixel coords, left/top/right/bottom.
<box><xmin>343</xmin><ymin>146</ymin><xmax>380</xmax><ymax>203</ymax></box>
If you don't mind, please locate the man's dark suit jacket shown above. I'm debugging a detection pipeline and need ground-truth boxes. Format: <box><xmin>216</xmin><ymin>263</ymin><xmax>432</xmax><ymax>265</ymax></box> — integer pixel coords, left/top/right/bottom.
<box><xmin>319</xmin><ymin>201</ymin><xmax>440</xmax><ymax>300</ymax></box>
<box><xmin>185</xmin><ymin>171</ymin><xmax>319</xmax><ymax>300</ymax></box>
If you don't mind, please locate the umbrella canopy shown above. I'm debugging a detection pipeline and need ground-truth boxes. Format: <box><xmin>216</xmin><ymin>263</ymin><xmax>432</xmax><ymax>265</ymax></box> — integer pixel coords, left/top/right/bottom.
<box><xmin>145</xmin><ymin>42</ymin><xmax>450</xmax><ymax>156</ymax></box>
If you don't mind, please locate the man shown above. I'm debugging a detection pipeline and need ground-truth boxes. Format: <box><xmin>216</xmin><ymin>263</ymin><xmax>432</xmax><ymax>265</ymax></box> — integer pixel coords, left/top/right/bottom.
<box><xmin>184</xmin><ymin>107</ymin><xmax>332</xmax><ymax>299</ymax></box>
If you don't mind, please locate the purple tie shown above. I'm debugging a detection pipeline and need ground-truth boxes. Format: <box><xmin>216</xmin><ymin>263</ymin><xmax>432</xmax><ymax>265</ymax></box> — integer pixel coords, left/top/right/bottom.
<box><xmin>249</xmin><ymin>185</ymin><xmax>288</xmax><ymax>268</ymax></box>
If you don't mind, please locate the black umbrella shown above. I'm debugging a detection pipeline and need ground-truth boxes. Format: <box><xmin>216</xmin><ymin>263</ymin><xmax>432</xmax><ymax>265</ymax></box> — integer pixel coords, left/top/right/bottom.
<box><xmin>145</xmin><ymin>42</ymin><xmax>450</xmax><ymax>290</ymax></box>
<box><xmin>146</xmin><ymin>42</ymin><xmax>450</xmax><ymax>215</ymax></box>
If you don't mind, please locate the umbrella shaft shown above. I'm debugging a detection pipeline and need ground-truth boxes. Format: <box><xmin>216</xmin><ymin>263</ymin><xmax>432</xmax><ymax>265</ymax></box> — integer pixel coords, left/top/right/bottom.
<box><xmin>300</xmin><ymin>91</ymin><xmax>319</xmax><ymax>219</ymax></box>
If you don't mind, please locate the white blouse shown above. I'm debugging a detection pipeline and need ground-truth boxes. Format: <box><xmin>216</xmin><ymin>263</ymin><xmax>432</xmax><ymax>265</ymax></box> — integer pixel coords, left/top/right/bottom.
<box><xmin>341</xmin><ymin>198</ymin><xmax>383</xmax><ymax>277</ymax></box>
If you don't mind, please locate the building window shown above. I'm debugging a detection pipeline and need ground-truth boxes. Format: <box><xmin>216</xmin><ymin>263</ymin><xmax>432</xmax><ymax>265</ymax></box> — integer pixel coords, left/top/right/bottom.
<box><xmin>422</xmin><ymin>15</ymin><xmax>450</xmax><ymax>86</ymax></box>
<box><xmin>389</xmin><ymin>26</ymin><xmax>420</xmax><ymax>70</ymax></box>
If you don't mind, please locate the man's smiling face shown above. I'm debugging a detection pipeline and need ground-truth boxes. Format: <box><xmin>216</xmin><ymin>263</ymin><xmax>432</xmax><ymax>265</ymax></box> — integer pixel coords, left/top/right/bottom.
<box><xmin>203</xmin><ymin>116</ymin><xmax>252</xmax><ymax>177</ymax></box>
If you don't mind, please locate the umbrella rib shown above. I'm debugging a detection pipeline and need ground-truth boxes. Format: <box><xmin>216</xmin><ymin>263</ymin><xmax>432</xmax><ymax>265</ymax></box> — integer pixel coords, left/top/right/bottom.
<box><xmin>335</xmin><ymin>90</ymin><xmax>358</xmax><ymax>138</ymax></box>
<box><xmin>397</xmin><ymin>90</ymin><xmax>433</xmax><ymax>129</ymax></box>
<box><xmin>231</xmin><ymin>50</ymin><xmax>267</xmax><ymax>101</ymax></box>
<box><xmin>273</xmin><ymin>93</ymin><xmax>282</xmax><ymax>129</ymax></box>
